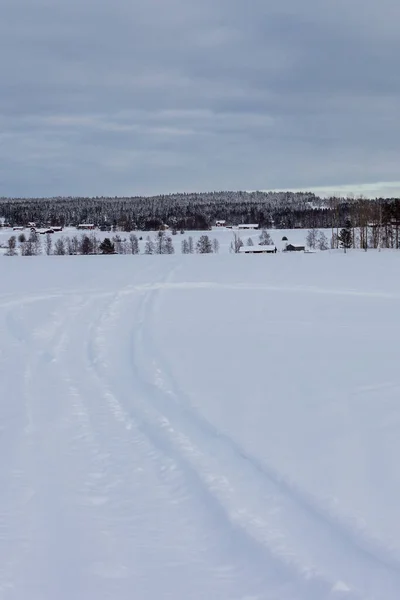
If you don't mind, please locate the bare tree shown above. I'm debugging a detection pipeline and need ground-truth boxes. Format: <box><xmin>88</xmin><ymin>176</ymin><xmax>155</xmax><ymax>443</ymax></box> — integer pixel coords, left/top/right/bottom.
<box><xmin>65</xmin><ymin>236</ymin><xmax>73</xmax><ymax>255</ymax></box>
<box><xmin>317</xmin><ymin>231</ymin><xmax>329</xmax><ymax>250</ymax></box>
<box><xmin>329</xmin><ymin>196</ymin><xmax>340</xmax><ymax>248</ymax></box>
<box><xmin>259</xmin><ymin>229</ymin><xmax>273</xmax><ymax>245</ymax></box>
<box><xmin>90</xmin><ymin>233</ymin><xmax>100</xmax><ymax>254</ymax></box>
<box><xmin>112</xmin><ymin>235</ymin><xmax>123</xmax><ymax>254</ymax></box>
<box><xmin>306</xmin><ymin>229</ymin><xmax>318</xmax><ymax>249</ymax></box>
<box><xmin>21</xmin><ymin>231</ymin><xmax>41</xmax><ymax>256</ymax></box>
<box><xmin>155</xmin><ymin>230</ymin><xmax>166</xmax><ymax>254</ymax></box>
<box><xmin>212</xmin><ymin>238</ymin><xmax>220</xmax><ymax>253</ymax></box>
<box><xmin>45</xmin><ymin>233</ymin><xmax>52</xmax><ymax>255</ymax></box>
<box><xmin>164</xmin><ymin>236</ymin><xmax>175</xmax><ymax>254</ymax></box>
<box><xmin>356</xmin><ymin>196</ymin><xmax>369</xmax><ymax>251</ymax></box>
<box><xmin>188</xmin><ymin>236</ymin><xmax>194</xmax><ymax>254</ymax></box>
<box><xmin>128</xmin><ymin>233</ymin><xmax>139</xmax><ymax>254</ymax></box>
<box><xmin>30</xmin><ymin>231</ymin><xmax>41</xmax><ymax>255</ymax></box>
<box><xmin>230</xmin><ymin>232</ymin><xmax>243</xmax><ymax>253</ymax></box>
<box><xmin>5</xmin><ymin>236</ymin><xmax>17</xmax><ymax>256</ymax></box>
<box><xmin>54</xmin><ymin>238</ymin><xmax>66</xmax><ymax>255</ymax></box>
<box><xmin>181</xmin><ymin>239</ymin><xmax>190</xmax><ymax>254</ymax></box>
<box><xmin>145</xmin><ymin>236</ymin><xmax>155</xmax><ymax>254</ymax></box>
<box><xmin>71</xmin><ymin>235</ymin><xmax>79</xmax><ymax>255</ymax></box>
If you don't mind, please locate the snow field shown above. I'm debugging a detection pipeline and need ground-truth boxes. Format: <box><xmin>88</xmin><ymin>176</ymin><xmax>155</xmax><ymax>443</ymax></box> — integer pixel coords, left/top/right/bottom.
<box><xmin>0</xmin><ymin>252</ymin><xmax>400</xmax><ymax>599</ymax></box>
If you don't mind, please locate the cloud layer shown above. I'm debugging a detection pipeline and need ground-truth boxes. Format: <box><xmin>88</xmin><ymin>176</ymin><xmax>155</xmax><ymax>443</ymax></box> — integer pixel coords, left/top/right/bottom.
<box><xmin>1</xmin><ymin>0</ymin><xmax>399</xmax><ymax>196</ymax></box>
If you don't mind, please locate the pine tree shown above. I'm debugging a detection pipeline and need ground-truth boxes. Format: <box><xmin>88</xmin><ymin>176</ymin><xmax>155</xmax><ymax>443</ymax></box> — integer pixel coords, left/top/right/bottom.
<box><xmin>99</xmin><ymin>238</ymin><xmax>115</xmax><ymax>254</ymax></box>
<box><xmin>246</xmin><ymin>237</ymin><xmax>254</xmax><ymax>246</ymax></box>
<box><xmin>339</xmin><ymin>219</ymin><xmax>353</xmax><ymax>252</ymax></box>
<box><xmin>196</xmin><ymin>235</ymin><xmax>213</xmax><ymax>253</ymax></box>
<box><xmin>80</xmin><ymin>235</ymin><xmax>92</xmax><ymax>255</ymax></box>
<box><xmin>181</xmin><ymin>239</ymin><xmax>190</xmax><ymax>254</ymax></box>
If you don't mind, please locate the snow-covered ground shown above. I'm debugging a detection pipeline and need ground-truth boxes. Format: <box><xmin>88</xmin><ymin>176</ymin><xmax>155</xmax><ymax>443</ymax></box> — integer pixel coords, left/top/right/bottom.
<box><xmin>1</xmin><ymin>252</ymin><xmax>400</xmax><ymax>599</ymax></box>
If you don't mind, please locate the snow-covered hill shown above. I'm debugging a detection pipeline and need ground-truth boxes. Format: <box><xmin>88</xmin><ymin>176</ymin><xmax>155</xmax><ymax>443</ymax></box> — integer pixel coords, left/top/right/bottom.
<box><xmin>1</xmin><ymin>253</ymin><xmax>400</xmax><ymax>599</ymax></box>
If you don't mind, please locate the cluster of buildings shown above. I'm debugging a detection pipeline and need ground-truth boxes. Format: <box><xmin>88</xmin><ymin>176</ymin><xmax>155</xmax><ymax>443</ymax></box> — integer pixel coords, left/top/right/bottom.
<box><xmin>215</xmin><ymin>221</ymin><xmax>260</xmax><ymax>230</ymax></box>
<box><xmin>215</xmin><ymin>220</ymin><xmax>305</xmax><ymax>253</ymax></box>
<box><xmin>10</xmin><ymin>222</ymin><xmax>64</xmax><ymax>235</ymax></box>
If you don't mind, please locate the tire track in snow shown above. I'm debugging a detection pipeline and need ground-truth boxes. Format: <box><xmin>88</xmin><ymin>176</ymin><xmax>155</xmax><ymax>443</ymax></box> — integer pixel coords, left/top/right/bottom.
<box><xmin>0</xmin><ymin>295</ymin><xmax>92</xmax><ymax>597</ymax></box>
<box><xmin>2</xmin><ymin>269</ymin><xmax>394</xmax><ymax>598</ymax></box>
<box><xmin>82</xmin><ymin>283</ymin><xmax>279</xmax><ymax>598</ymax></box>
<box><xmin>126</xmin><ymin>268</ymin><xmax>400</xmax><ymax>600</ymax></box>
<box><xmin>0</xmin><ymin>297</ymin><xmax>68</xmax><ymax>594</ymax></box>
<box><xmin>52</xmin><ymin>267</ymin><xmax>267</xmax><ymax>598</ymax></box>
<box><xmin>81</xmin><ymin>289</ymin><xmax>276</xmax><ymax>598</ymax></box>
<box><xmin>0</xmin><ymin>278</ymin><xmax>398</xmax><ymax>314</ymax></box>
<box><xmin>42</xmin><ymin>292</ymin><xmax>168</xmax><ymax>593</ymax></box>
<box><xmin>1</xmin><ymin>294</ymin><xmax>134</xmax><ymax>598</ymax></box>
<box><xmin>83</xmin><ymin>268</ymin><xmax>360</xmax><ymax>600</ymax></box>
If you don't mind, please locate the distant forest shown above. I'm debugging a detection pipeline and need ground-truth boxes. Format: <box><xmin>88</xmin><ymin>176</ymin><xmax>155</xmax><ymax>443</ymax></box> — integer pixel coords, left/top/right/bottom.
<box><xmin>1</xmin><ymin>191</ymin><xmax>400</xmax><ymax>237</ymax></box>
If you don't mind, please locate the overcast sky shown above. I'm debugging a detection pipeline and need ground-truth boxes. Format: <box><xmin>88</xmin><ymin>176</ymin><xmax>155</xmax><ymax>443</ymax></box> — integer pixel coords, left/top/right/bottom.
<box><xmin>1</xmin><ymin>0</ymin><xmax>399</xmax><ymax>197</ymax></box>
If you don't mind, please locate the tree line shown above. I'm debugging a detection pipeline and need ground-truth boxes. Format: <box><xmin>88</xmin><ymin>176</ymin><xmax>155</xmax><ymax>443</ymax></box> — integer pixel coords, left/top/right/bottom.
<box><xmin>306</xmin><ymin>211</ymin><xmax>400</xmax><ymax>251</ymax></box>
<box><xmin>2</xmin><ymin>192</ymin><xmax>399</xmax><ymax>235</ymax></box>
<box><xmin>2</xmin><ymin>228</ymin><xmax>284</xmax><ymax>256</ymax></box>
<box><xmin>3</xmin><ymin>230</ymin><xmax>225</xmax><ymax>256</ymax></box>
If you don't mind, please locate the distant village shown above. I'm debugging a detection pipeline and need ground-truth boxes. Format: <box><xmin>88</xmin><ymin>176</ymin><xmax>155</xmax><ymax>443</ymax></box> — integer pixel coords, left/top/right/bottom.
<box><xmin>215</xmin><ymin>221</ymin><xmax>305</xmax><ymax>253</ymax></box>
<box><xmin>0</xmin><ymin>214</ymin><xmax>312</xmax><ymax>257</ymax></box>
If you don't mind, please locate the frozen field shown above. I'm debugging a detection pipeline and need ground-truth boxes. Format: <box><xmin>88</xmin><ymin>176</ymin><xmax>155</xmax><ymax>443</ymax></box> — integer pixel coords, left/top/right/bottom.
<box><xmin>1</xmin><ymin>252</ymin><xmax>400</xmax><ymax>599</ymax></box>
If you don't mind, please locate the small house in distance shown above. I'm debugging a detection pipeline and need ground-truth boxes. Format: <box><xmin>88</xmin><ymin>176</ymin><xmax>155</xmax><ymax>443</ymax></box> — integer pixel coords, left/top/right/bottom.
<box><xmin>238</xmin><ymin>224</ymin><xmax>259</xmax><ymax>230</ymax></box>
<box><xmin>239</xmin><ymin>245</ymin><xmax>276</xmax><ymax>254</ymax></box>
<box><xmin>215</xmin><ymin>220</ymin><xmax>226</xmax><ymax>227</ymax></box>
<box><xmin>78</xmin><ymin>223</ymin><xmax>95</xmax><ymax>230</ymax></box>
<box><xmin>285</xmin><ymin>243</ymin><xmax>305</xmax><ymax>252</ymax></box>
<box><xmin>37</xmin><ymin>228</ymin><xmax>55</xmax><ymax>235</ymax></box>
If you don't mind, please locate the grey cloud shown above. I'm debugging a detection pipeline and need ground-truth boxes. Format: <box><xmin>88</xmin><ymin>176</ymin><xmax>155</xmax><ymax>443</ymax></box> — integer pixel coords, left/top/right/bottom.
<box><xmin>0</xmin><ymin>0</ymin><xmax>399</xmax><ymax>196</ymax></box>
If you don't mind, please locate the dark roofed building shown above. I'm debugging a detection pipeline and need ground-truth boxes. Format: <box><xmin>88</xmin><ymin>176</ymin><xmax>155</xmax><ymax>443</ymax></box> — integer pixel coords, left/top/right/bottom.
<box><xmin>285</xmin><ymin>244</ymin><xmax>305</xmax><ymax>252</ymax></box>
